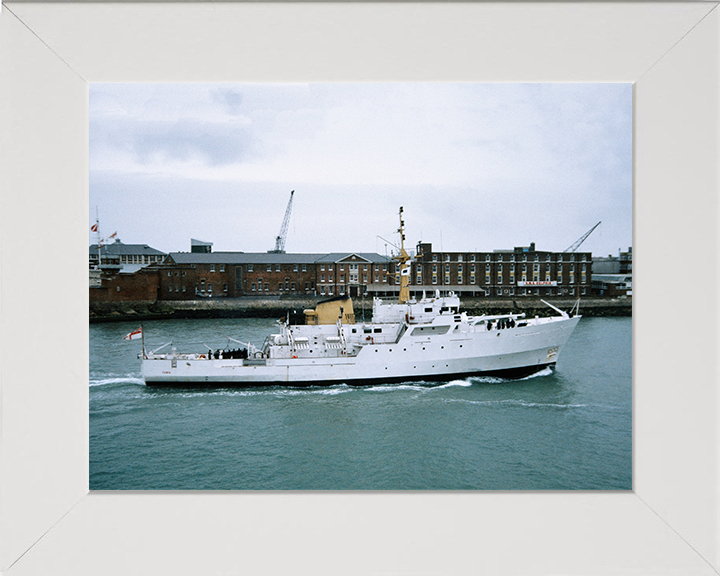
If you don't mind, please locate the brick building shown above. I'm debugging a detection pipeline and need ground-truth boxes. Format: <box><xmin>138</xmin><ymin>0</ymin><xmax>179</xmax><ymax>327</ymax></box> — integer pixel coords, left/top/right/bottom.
<box><xmin>410</xmin><ymin>242</ymin><xmax>592</xmax><ymax>298</ymax></box>
<box><xmin>89</xmin><ymin>268</ymin><xmax>161</xmax><ymax>302</ymax></box>
<box><xmin>158</xmin><ymin>251</ymin><xmax>395</xmax><ymax>299</ymax></box>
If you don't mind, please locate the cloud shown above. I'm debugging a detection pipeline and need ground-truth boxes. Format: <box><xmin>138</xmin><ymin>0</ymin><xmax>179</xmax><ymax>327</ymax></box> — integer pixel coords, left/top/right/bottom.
<box><xmin>130</xmin><ymin>119</ymin><xmax>256</xmax><ymax>166</ymax></box>
<box><xmin>89</xmin><ymin>83</ymin><xmax>632</xmax><ymax>257</ymax></box>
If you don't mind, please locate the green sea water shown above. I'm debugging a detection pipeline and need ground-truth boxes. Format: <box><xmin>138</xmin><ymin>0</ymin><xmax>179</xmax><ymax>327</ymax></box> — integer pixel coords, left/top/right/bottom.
<box><xmin>90</xmin><ymin>316</ymin><xmax>631</xmax><ymax>490</ymax></box>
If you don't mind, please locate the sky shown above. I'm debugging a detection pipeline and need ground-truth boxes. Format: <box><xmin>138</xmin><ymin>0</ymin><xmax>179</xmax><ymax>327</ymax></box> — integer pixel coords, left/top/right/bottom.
<box><xmin>90</xmin><ymin>83</ymin><xmax>632</xmax><ymax>259</ymax></box>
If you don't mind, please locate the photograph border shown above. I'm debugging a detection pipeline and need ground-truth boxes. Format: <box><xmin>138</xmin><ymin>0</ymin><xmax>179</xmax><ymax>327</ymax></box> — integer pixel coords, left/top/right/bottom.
<box><xmin>1</xmin><ymin>2</ymin><xmax>718</xmax><ymax>574</ymax></box>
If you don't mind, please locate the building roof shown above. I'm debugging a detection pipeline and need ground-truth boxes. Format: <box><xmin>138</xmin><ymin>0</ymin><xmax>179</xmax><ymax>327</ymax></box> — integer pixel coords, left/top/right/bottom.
<box><xmin>190</xmin><ymin>238</ymin><xmax>213</xmax><ymax>247</ymax></box>
<box><xmin>165</xmin><ymin>251</ymin><xmax>392</xmax><ymax>265</ymax></box>
<box><xmin>314</xmin><ymin>253</ymin><xmax>392</xmax><ymax>264</ymax></box>
<box><xmin>89</xmin><ymin>240</ymin><xmax>166</xmax><ymax>256</ymax></box>
<box><xmin>591</xmin><ymin>274</ymin><xmax>632</xmax><ymax>283</ymax></box>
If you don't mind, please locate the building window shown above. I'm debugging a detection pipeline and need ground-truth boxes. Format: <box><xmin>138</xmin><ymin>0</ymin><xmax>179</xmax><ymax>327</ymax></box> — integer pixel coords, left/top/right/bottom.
<box><xmin>328</xmin><ymin>265</ymin><xmax>333</xmax><ymax>271</ymax></box>
<box><xmin>470</xmin><ymin>275</ymin><xmax>475</xmax><ymax>284</ymax></box>
<box><xmin>264</xmin><ymin>283</ymin><xmax>269</xmax><ymax>291</ymax></box>
<box><xmin>486</xmin><ymin>275</ymin><xmax>491</xmax><ymax>284</ymax></box>
<box><xmin>321</xmin><ymin>264</ymin><xmax>325</xmax><ymax>271</ymax></box>
<box><xmin>498</xmin><ymin>254</ymin><xmax>503</xmax><ymax>262</ymax></box>
<box><xmin>223</xmin><ymin>283</ymin><xmax>228</xmax><ymax>292</ymax></box>
<box><xmin>458</xmin><ymin>264</ymin><xmax>463</xmax><ymax>273</ymax></box>
<box><xmin>276</xmin><ymin>265</ymin><xmax>281</xmax><ymax>272</ymax></box>
<box><xmin>321</xmin><ymin>275</ymin><xmax>325</xmax><ymax>283</ymax></box>
<box><xmin>252</xmin><ymin>283</ymin><xmax>256</xmax><ymax>291</ymax></box>
<box><xmin>375</xmin><ymin>264</ymin><xmax>379</xmax><ymax>271</ymax></box>
<box><xmin>200</xmin><ymin>280</ymin><xmax>206</xmax><ymax>292</ymax></box>
<box><xmin>210</xmin><ymin>265</ymin><xmax>215</xmax><ymax>272</ymax></box>
<box><xmin>302</xmin><ymin>264</ymin><xmax>307</xmax><ymax>272</ymax></box>
<box><xmin>340</xmin><ymin>275</ymin><xmax>345</xmax><ymax>283</ymax></box>
<box><xmin>433</xmin><ymin>254</ymin><xmax>438</xmax><ymax>262</ymax></box>
<box><xmin>208</xmin><ymin>284</ymin><xmax>213</xmax><ymax>293</ymax></box>
<box><xmin>279</xmin><ymin>283</ymin><xmax>283</xmax><ymax>291</ymax></box>
<box><xmin>321</xmin><ymin>286</ymin><xmax>326</xmax><ymax>295</ymax></box>
<box><xmin>458</xmin><ymin>275</ymin><xmax>463</xmax><ymax>284</ymax></box>
<box><xmin>510</xmin><ymin>275</ymin><xmax>515</xmax><ymax>284</ymax></box>
<box><xmin>267</xmin><ymin>264</ymin><xmax>271</xmax><ymax>272</ymax></box>
<box><xmin>486</xmin><ymin>264</ymin><xmax>491</xmax><ymax>272</ymax></box>
<box><xmin>432</xmin><ymin>276</ymin><xmax>438</xmax><ymax>284</ymax></box>
<box><xmin>220</xmin><ymin>265</ymin><xmax>225</xmax><ymax>272</ymax></box>
<box><xmin>497</xmin><ymin>275</ymin><xmax>502</xmax><ymax>285</ymax></box>
<box><xmin>291</xmin><ymin>282</ymin><xmax>295</xmax><ymax>290</ymax></box>
<box><xmin>294</xmin><ymin>264</ymin><xmax>298</xmax><ymax>272</ymax></box>
<box><xmin>248</xmin><ymin>264</ymin><xmax>253</xmax><ymax>272</ymax></box>
<box><xmin>364</xmin><ymin>275</ymin><xmax>368</xmax><ymax>283</ymax></box>
<box><xmin>523</xmin><ymin>254</ymin><xmax>527</xmax><ymax>262</ymax></box>
<box><xmin>558</xmin><ymin>275</ymin><xmax>563</xmax><ymax>284</ymax></box>
<box><xmin>497</xmin><ymin>288</ymin><xmax>502</xmax><ymax>296</ymax></box>
<box><xmin>445</xmin><ymin>275</ymin><xmax>450</xmax><ymax>284</ymax></box>
<box><xmin>486</xmin><ymin>254</ymin><xmax>491</xmax><ymax>262</ymax></box>
<box><xmin>458</xmin><ymin>255</ymin><xmax>463</xmax><ymax>262</ymax></box>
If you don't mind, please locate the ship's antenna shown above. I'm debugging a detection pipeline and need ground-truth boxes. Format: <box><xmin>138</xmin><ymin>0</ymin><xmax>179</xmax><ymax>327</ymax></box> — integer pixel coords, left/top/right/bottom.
<box><xmin>394</xmin><ymin>206</ymin><xmax>411</xmax><ymax>304</ymax></box>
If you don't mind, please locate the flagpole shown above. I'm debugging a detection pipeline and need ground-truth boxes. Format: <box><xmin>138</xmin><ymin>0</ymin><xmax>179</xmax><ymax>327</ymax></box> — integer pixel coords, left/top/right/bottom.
<box><xmin>141</xmin><ymin>324</ymin><xmax>146</xmax><ymax>359</ymax></box>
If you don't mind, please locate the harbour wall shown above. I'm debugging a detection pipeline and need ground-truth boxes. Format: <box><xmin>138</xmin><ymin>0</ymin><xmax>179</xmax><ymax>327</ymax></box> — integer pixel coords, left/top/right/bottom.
<box><xmin>90</xmin><ymin>296</ymin><xmax>631</xmax><ymax>323</ymax></box>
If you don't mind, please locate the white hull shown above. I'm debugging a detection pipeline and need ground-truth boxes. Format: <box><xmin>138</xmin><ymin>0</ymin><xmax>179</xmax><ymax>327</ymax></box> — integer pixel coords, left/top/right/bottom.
<box><xmin>141</xmin><ymin>301</ymin><xmax>580</xmax><ymax>386</ymax></box>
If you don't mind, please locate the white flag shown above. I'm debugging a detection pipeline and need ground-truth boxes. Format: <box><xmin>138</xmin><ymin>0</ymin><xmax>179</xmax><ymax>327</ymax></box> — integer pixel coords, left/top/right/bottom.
<box><xmin>123</xmin><ymin>327</ymin><xmax>142</xmax><ymax>341</ymax></box>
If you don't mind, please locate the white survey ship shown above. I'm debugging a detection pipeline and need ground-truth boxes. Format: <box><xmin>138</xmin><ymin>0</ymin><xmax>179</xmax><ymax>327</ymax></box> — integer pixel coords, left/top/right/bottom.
<box><xmin>141</xmin><ymin>209</ymin><xmax>581</xmax><ymax>387</ymax></box>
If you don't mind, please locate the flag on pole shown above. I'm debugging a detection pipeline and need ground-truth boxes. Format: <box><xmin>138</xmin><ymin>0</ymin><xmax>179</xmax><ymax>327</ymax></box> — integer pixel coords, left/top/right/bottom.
<box><xmin>91</xmin><ymin>223</ymin><xmax>98</xmax><ymax>232</ymax></box>
<box><xmin>123</xmin><ymin>327</ymin><xmax>143</xmax><ymax>341</ymax></box>
<box><xmin>108</xmin><ymin>231</ymin><xmax>117</xmax><ymax>239</ymax></box>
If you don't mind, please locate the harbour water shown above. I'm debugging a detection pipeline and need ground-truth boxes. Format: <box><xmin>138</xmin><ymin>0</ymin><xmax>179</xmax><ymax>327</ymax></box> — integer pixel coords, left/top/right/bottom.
<box><xmin>90</xmin><ymin>315</ymin><xmax>631</xmax><ymax>490</ymax></box>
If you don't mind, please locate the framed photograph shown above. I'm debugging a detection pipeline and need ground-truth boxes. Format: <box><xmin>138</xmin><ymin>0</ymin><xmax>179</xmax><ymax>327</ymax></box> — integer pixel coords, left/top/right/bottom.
<box><xmin>1</xmin><ymin>2</ymin><xmax>718</xmax><ymax>575</ymax></box>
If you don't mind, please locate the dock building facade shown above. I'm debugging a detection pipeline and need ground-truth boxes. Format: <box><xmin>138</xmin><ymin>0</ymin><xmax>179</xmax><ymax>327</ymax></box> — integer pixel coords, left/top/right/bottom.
<box><xmin>406</xmin><ymin>242</ymin><xmax>593</xmax><ymax>298</ymax></box>
<box><xmin>157</xmin><ymin>251</ymin><xmax>395</xmax><ymax>300</ymax></box>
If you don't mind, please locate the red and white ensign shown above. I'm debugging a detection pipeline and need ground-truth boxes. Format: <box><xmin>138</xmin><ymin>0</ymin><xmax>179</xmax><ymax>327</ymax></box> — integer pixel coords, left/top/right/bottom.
<box><xmin>123</xmin><ymin>327</ymin><xmax>142</xmax><ymax>341</ymax></box>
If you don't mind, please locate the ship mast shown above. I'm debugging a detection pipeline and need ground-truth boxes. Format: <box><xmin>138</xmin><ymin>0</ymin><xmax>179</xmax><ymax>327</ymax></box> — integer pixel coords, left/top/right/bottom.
<box><xmin>395</xmin><ymin>206</ymin><xmax>411</xmax><ymax>304</ymax></box>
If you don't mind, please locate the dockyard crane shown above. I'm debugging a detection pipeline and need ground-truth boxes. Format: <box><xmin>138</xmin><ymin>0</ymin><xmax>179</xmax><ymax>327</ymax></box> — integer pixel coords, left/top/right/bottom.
<box><xmin>564</xmin><ymin>221</ymin><xmax>601</xmax><ymax>253</ymax></box>
<box><xmin>269</xmin><ymin>190</ymin><xmax>295</xmax><ymax>254</ymax></box>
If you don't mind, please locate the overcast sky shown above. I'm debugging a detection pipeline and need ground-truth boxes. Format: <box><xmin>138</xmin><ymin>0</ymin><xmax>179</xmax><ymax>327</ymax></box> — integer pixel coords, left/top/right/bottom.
<box><xmin>90</xmin><ymin>83</ymin><xmax>631</xmax><ymax>259</ymax></box>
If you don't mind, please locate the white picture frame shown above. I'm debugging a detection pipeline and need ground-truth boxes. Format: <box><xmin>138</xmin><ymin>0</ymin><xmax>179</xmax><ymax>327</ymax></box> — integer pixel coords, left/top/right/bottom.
<box><xmin>1</xmin><ymin>2</ymin><xmax>718</xmax><ymax>574</ymax></box>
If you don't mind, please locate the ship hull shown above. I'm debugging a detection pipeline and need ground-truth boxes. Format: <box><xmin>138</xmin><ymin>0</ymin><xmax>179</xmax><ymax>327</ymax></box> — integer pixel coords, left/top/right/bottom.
<box><xmin>141</xmin><ymin>315</ymin><xmax>579</xmax><ymax>387</ymax></box>
<box><xmin>143</xmin><ymin>362</ymin><xmax>555</xmax><ymax>388</ymax></box>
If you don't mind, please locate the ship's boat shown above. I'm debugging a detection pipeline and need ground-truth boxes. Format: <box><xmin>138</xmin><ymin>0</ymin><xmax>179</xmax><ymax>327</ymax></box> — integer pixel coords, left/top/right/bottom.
<box><xmin>140</xmin><ymin>208</ymin><xmax>581</xmax><ymax>387</ymax></box>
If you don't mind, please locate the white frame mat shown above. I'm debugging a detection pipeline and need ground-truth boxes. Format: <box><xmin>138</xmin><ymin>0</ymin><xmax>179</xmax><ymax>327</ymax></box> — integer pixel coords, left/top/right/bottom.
<box><xmin>1</xmin><ymin>2</ymin><xmax>718</xmax><ymax>575</ymax></box>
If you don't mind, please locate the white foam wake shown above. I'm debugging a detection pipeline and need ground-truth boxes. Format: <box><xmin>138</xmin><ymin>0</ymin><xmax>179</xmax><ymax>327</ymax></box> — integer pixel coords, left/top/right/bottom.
<box><xmin>89</xmin><ymin>375</ymin><xmax>144</xmax><ymax>387</ymax></box>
